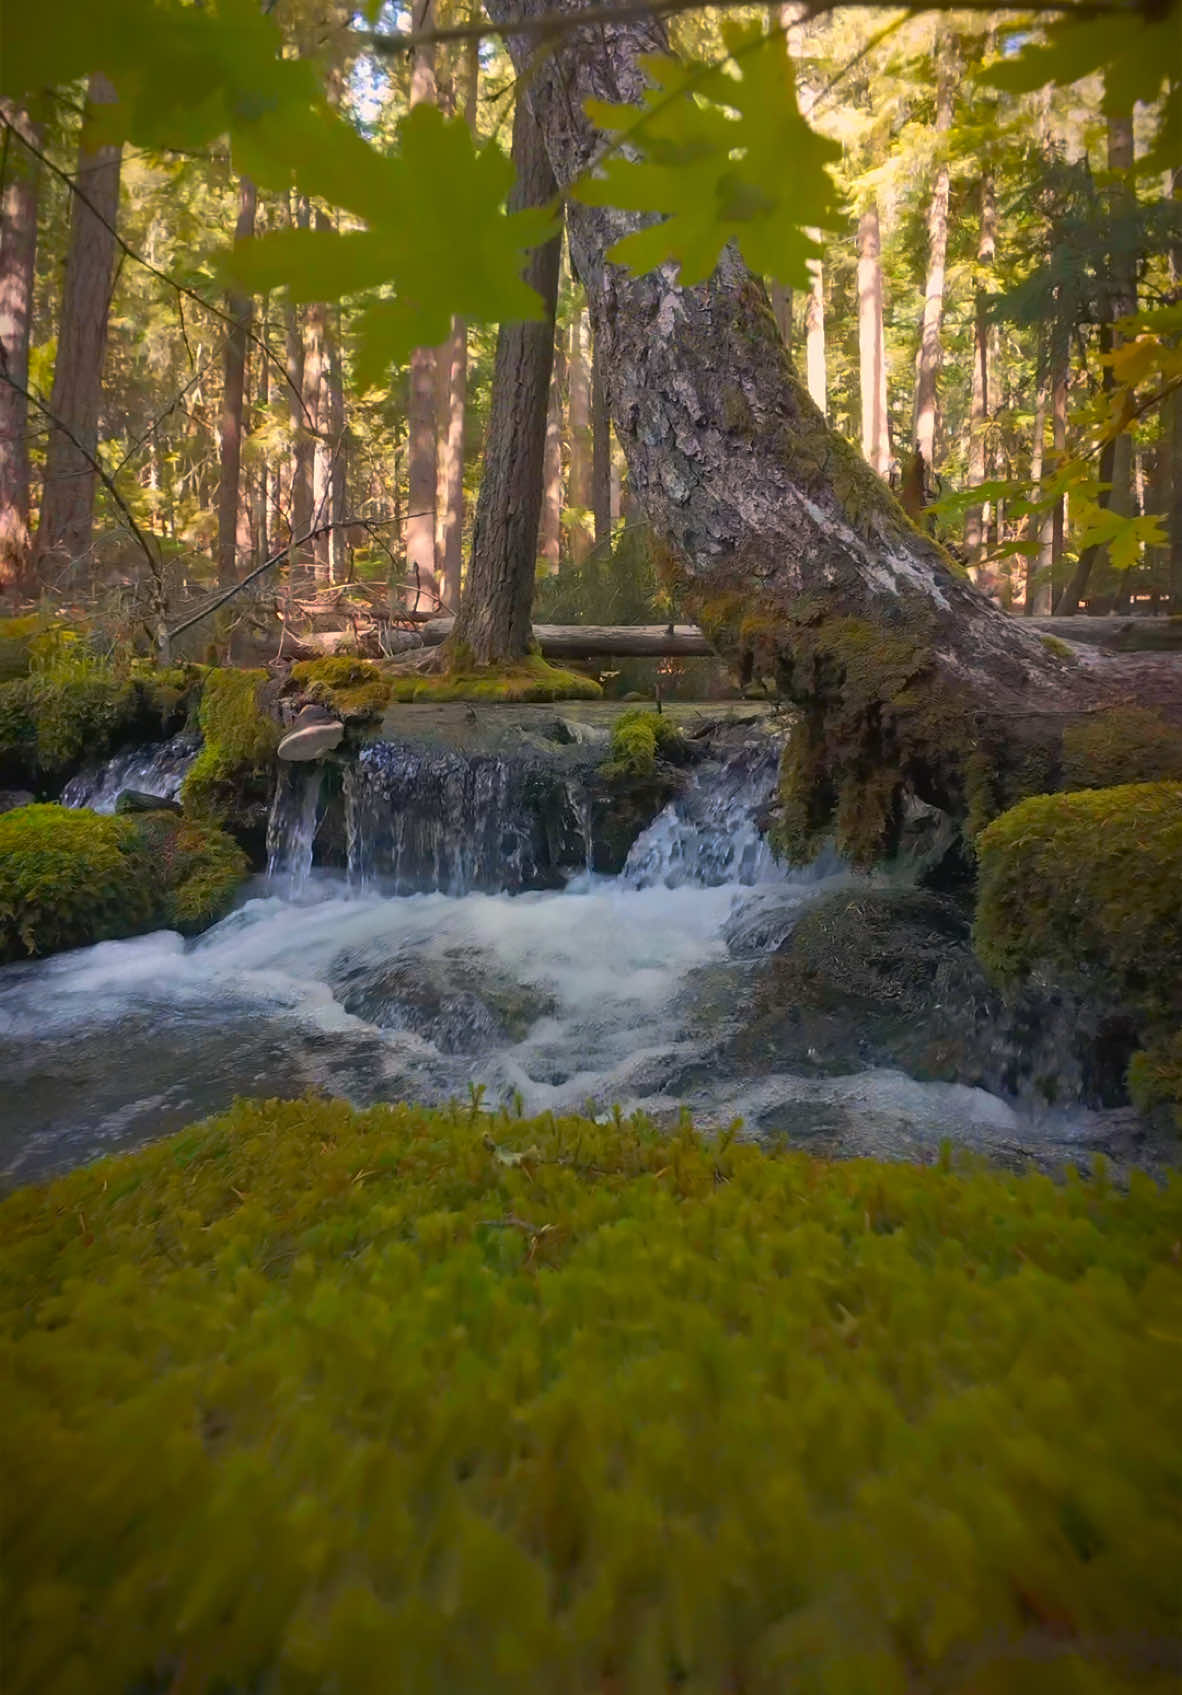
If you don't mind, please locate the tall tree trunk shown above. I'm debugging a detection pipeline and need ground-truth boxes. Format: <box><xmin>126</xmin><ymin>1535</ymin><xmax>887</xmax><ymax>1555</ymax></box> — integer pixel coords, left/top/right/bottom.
<box><xmin>591</xmin><ymin>327</ymin><xmax>612</xmax><ymax>548</ymax></box>
<box><xmin>434</xmin><ymin>24</ymin><xmax>477</xmax><ymax>614</ymax></box>
<box><xmin>216</xmin><ymin>176</ymin><xmax>256</xmax><ymax>587</ymax></box>
<box><xmin>770</xmin><ymin>282</ymin><xmax>792</xmax><ymax>348</ymax></box>
<box><xmin>857</xmin><ymin>203</ymin><xmax>890</xmax><ymax>476</ymax></box>
<box><xmin>403</xmin><ymin>0</ymin><xmax>440</xmax><ymax>610</ymax></box>
<box><xmin>0</xmin><ymin>102</ymin><xmax>42</xmax><ymax>594</ymax></box>
<box><xmin>1025</xmin><ymin>377</ymin><xmax>1054</xmax><ymax>615</ymax></box>
<box><xmin>304</xmin><ymin>297</ymin><xmax>328</xmax><ymax>581</ymax></box>
<box><xmin>286</xmin><ymin>194</ymin><xmax>313</xmax><ymax>550</ymax></box>
<box><xmin>1050</xmin><ymin>346</ymin><xmax>1068</xmax><ymax>589</ymax></box>
<box><xmin>487</xmin><ymin>0</ymin><xmax>1181</xmax><ymax>859</ymax></box>
<box><xmin>449</xmin><ymin>90</ymin><xmax>560</xmax><ymax>665</ymax></box>
<box><xmin>804</xmin><ymin>261</ymin><xmax>826</xmax><ymax>418</ymax></box>
<box><xmin>34</xmin><ymin>75</ymin><xmax>121</xmax><ymax>583</ymax></box>
<box><xmin>254</xmin><ymin>291</ymin><xmax>270</xmax><ymax>567</ymax></box>
<box><xmin>310</xmin><ymin>213</ymin><xmax>344</xmax><ymax>584</ymax></box>
<box><xmin>538</xmin><ymin>318</ymin><xmax>565</xmax><ymax>573</ymax></box>
<box><xmin>567</xmin><ymin>301</ymin><xmax>593</xmax><ymax>562</ymax></box>
<box><xmin>964</xmin><ymin>171</ymin><xmax>996</xmax><ymax>566</ymax></box>
<box><xmin>1170</xmin><ymin>162</ymin><xmax>1182</xmax><ymax>614</ymax></box>
<box><xmin>328</xmin><ymin>306</ymin><xmax>348</xmax><ymax>580</ymax></box>
<box><xmin>912</xmin><ymin>52</ymin><xmax>955</xmax><ymax>481</ymax></box>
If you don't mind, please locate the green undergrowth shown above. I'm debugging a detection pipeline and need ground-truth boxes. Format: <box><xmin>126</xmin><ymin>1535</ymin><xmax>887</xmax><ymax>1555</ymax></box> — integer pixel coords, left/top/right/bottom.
<box><xmin>181</xmin><ymin>667</ymin><xmax>278</xmax><ymax>828</ymax></box>
<box><xmin>0</xmin><ymin>803</ymin><xmax>248</xmax><ymax>962</ymax></box>
<box><xmin>389</xmin><ymin>653</ymin><xmax>602</xmax><ymax>704</ymax></box>
<box><xmin>1</xmin><ymin>1097</ymin><xmax>1179</xmax><ymax>1693</ymax></box>
<box><xmin>602</xmin><ymin>706</ymin><xmax>688</xmax><ymax>777</ymax></box>
<box><xmin>0</xmin><ymin>614</ymin><xmax>42</xmax><ymax>682</ymax></box>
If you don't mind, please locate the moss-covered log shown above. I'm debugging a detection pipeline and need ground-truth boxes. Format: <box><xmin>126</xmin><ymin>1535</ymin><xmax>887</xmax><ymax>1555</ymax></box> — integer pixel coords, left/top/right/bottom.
<box><xmin>488</xmin><ymin>0</ymin><xmax>1182</xmax><ymax>862</ymax></box>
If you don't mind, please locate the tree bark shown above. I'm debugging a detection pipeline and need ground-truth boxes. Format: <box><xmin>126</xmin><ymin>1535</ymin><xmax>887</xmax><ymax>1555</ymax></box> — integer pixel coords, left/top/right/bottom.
<box><xmin>964</xmin><ymin>171</ymin><xmax>996</xmax><ymax>566</ymax></box>
<box><xmin>0</xmin><ymin>102</ymin><xmax>42</xmax><ymax>594</ymax></box>
<box><xmin>34</xmin><ymin>76</ymin><xmax>121</xmax><ymax>583</ymax></box>
<box><xmin>216</xmin><ymin>175</ymin><xmax>256</xmax><ymax>587</ymax></box>
<box><xmin>538</xmin><ymin>318</ymin><xmax>565</xmax><ymax>572</ymax></box>
<box><xmin>567</xmin><ymin>300</ymin><xmax>593</xmax><ymax>561</ymax></box>
<box><xmin>1170</xmin><ymin>163</ymin><xmax>1182</xmax><ymax>614</ymax></box>
<box><xmin>912</xmin><ymin>55</ymin><xmax>954</xmax><ymax>481</ymax></box>
<box><xmin>1028</xmin><ymin>377</ymin><xmax>1055</xmax><ymax>616</ymax></box>
<box><xmin>434</xmin><ymin>26</ymin><xmax>476</xmax><ymax>615</ymax></box>
<box><xmin>857</xmin><ymin>203</ymin><xmax>890</xmax><ymax>477</ymax></box>
<box><xmin>403</xmin><ymin>0</ymin><xmax>440</xmax><ymax>610</ymax></box>
<box><xmin>448</xmin><ymin>88</ymin><xmax>560</xmax><ymax>665</ymax></box>
<box><xmin>286</xmin><ymin>194</ymin><xmax>314</xmax><ymax>552</ymax></box>
<box><xmin>486</xmin><ymin>0</ymin><xmax>1182</xmax><ymax>859</ymax></box>
<box><xmin>591</xmin><ymin>325</ymin><xmax>612</xmax><ymax>547</ymax></box>
<box><xmin>770</xmin><ymin>281</ymin><xmax>792</xmax><ymax>348</ymax></box>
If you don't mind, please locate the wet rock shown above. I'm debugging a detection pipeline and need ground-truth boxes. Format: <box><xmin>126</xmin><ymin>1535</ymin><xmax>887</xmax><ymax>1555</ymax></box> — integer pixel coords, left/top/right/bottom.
<box><xmin>0</xmin><ymin>789</ymin><xmax>34</xmax><ymax>815</ymax></box>
<box><xmin>330</xmin><ymin>953</ymin><xmax>558</xmax><ymax>1053</ymax></box>
<box><xmin>115</xmin><ymin>790</ymin><xmax>183</xmax><ymax>815</ymax></box>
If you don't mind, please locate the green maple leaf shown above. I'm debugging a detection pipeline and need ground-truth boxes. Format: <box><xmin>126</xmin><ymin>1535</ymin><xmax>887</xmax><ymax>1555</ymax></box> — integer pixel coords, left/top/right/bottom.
<box><xmin>574</xmin><ymin>21</ymin><xmax>843</xmax><ymax>290</ymax></box>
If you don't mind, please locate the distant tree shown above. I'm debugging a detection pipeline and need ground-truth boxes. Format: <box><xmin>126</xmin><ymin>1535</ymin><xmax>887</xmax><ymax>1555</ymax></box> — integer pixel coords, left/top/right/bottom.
<box><xmin>0</xmin><ymin>101</ymin><xmax>41</xmax><ymax>592</ymax></box>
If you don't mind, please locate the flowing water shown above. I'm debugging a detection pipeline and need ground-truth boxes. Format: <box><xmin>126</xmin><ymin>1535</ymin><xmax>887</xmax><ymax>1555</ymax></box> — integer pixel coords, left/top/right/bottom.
<box><xmin>1</xmin><ymin>733</ymin><xmax>1154</xmax><ymax>1186</ymax></box>
<box><xmin>61</xmin><ymin>731</ymin><xmax>202</xmax><ymax>812</ymax></box>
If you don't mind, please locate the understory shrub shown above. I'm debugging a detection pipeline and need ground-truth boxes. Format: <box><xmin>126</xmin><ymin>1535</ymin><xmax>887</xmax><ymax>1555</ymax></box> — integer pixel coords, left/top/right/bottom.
<box><xmin>2</xmin><ymin>1096</ymin><xmax>1180</xmax><ymax>1693</ymax></box>
<box><xmin>0</xmin><ymin>803</ymin><xmax>248</xmax><ymax>962</ymax></box>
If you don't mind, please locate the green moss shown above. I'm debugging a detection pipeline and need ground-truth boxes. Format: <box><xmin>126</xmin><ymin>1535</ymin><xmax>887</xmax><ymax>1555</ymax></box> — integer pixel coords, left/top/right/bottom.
<box><xmin>1</xmin><ymin>1095</ymin><xmax>1180</xmax><ymax>1693</ymax></box>
<box><xmin>974</xmin><ymin>783</ymin><xmax>1182</xmax><ymax>1031</ymax></box>
<box><xmin>290</xmin><ymin>656</ymin><xmax>393</xmax><ymax>720</ymax></box>
<box><xmin>1061</xmin><ymin>707</ymin><xmax>1182</xmax><ymax>790</ymax></box>
<box><xmin>0</xmin><ymin>803</ymin><xmax>247</xmax><ymax>962</ymax></box>
<box><xmin>180</xmin><ymin>667</ymin><xmax>279</xmax><ymax>827</ymax></box>
<box><xmin>0</xmin><ymin>663</ymin><xmax>201</xmax><ymax>793</ymax></box>
<box><xmin>1039</xmin><ymin>634</ymin><xmax>1077</xmax><ymax>662</ymax></box>
<box><xmin>1127</xmin><ymin>1031</ymin><xmax>1182</xmax><ymax>1130</ymax></box>
<box><xmin>602</xmin><ymin>706</ymin><xmax>687</xmax><ymax>778</ymax></box>
<box><xmin>0</xmin><ymin>615</ymin><xmax>40</xmax><ymax>683</ymax></box>
<box><xmin>388</xmin><ymin>654</ymin><xmax>602</xmax><ymax>704</ymax></box>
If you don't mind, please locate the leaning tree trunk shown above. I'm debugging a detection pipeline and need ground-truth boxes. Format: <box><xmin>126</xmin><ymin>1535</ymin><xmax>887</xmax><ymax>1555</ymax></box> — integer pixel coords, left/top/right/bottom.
<box><xmin>448</xmin><ymin>88</ymin><xmax>560</xmax><ymax>665</ymax></box>
<box><xmin>35</xmin><ymin>75</ymin><xmax>121</xmax><ymax>584</ymax></box>
<box><xmin>487</xmin><ymin>0</ymin><xmax>1181</xmax><ymax>863</ymax></box>
<box><xmin>0</xmin><ymin>101</ymin><xmax>42</xmax><ymax>594</ymax></box>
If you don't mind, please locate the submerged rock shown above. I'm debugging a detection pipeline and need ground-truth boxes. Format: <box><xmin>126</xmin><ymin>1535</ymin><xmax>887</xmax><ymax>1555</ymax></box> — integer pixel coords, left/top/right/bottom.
<box><xmin>115</xmin><ymin>789</ymin><xmax>183</xmax><ymax>815</ymax></box>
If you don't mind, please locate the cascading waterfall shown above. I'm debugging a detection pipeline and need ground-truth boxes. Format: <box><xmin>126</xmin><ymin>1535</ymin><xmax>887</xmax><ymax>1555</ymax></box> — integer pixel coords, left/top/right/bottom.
<box><xmin>623</xmin><ymin>741</ymin><xmax>780</xmax><ymax>888</ymax></box>
<box><xmin>266</xmin><ymin>763</ymin><xmax>324</xmax><ymax>896</ymax></box>
<box><xmin>61</xmin><ymin>731</ymin><xmax>202</xmax><ymax>813</ymax></box>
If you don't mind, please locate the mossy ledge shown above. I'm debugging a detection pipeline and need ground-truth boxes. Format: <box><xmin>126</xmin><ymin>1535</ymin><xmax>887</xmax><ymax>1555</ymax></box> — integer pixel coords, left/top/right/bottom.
<box><xmin>601</xmin><ymin>705</ymin><xmax>688</xmax><ymax>778</ymax></box>
<box><xmin>180</xmin><ymin>667</ymin><xmax>279</xmax><ymax>843</ymax></box>
<box><xmin>2</xmin><ymin>1094</ymin><xmax>1180</xmax><ymax>1693</ymax></box>
<box><xmin>0</xmin><ymin>665</ymin><xmax>200</xmax><ymax>794</ymax></box>
<box><xmin>390</xmin><ymin>651</ymin><xmax>602</xmax><ymax>704</ymax></box>
<box><xmin>0</xmin><ymin>802</ymin><xmax>248</xmax><ymax>963</ymax></box>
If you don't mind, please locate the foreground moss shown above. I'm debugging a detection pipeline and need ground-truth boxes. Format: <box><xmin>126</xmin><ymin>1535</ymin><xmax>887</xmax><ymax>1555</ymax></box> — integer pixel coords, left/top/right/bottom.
<box><xmin>2</xmin><ymin>1096</ymin><xmax>1180</xmax><ymax>1693</ymax></box>
<box><xmin>0</xmin><ymin>803</ymin><xmax>248</xmax><ymax>961</ymax></box>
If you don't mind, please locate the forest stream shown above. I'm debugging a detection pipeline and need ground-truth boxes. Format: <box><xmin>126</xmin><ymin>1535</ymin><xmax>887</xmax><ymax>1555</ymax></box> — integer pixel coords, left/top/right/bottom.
<box><xmin>2</xmin><ymin>719</ymin><xmax>1167</xmax><ymax>1187</ymax></box>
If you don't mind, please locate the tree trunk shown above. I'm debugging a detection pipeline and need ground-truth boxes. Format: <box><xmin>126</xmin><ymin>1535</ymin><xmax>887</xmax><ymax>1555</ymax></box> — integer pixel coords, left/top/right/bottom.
<box><xmin>567</xmin><ymin>300</ymin><xmax>593</xmax><ymax>561</ymax></box>
<box><xmin>286</xmin><ymin>194</ymin><xmax>313</xmax><ymax>552</ymax></box>
<box><xmin>447</xmin><ymin>88</ymin><xmax>560</xmax><ymax>665</ymax></box>
<box><xmin>912</xmin><ymin>53</ymin><xmax>954</xmax><ymax>482</ymax></box>
<box><xmin>964</xmin><ymin>171</ymin><xmax>996</xmax><ymax>566</ymax></box>
<box><xmin>253</xmin><ymin>290</ymin><xmax>270</xmax><ymax>567</ymax></box>
<box><xmin>486</xmin><ymin>0</ymin><xmax>1182</xmax><ymax>861</ymax></box>
<box><xmin>0</xmin><ymin>102</ymin><xmax>42</xmax><ymax>594</ymax></box>
<box><xmin>1028</xmin><ymin>377</ymin><xmax>1055</xmax><ymax>616</ymax></box>
<box><xmin>591</xmin><ymin>326</ymin><xmax>612</xmax><ymax>548</ymax></box>
<box><xmin>1170</xmin><ymin>163</ymin><xmax>1182</xmax><ymax>614</ymax></box>
<box><xmin>309</xmin><ymin>215</ymin><xmax>345</xmax><ymax>585</ymax></box>
<box><xmin>34</xmin><ymin>75</ymin><xmax>121</xmax><ymax>583</ymax></box>
<box><xmin>216</xmin><ymin>176</ymin><xmax>256</xmax><ymax>587</ymax></box>
<box><xmin>1105</xmin><ymin>109</ymin><xmax>1138</xmax><ymax>600</ymax></box>
<box><xmin>770</xmin><ymin>282</ymin><xmax>792</xmax><ymax>348</ymax></box>
<box><xmin>433</xmin><ymin>26</ymin><xmax>477</xmax><ymax>615</ymax></box>
<box><xmin>304</xmin><ymin>297</ymin><xmax>328</xmax><ymax>580</ymax></box>
<box><xmin>538</xmin><ymin>319</ymin><xmax>565</xmax><ymax>573</ymax></box>
<box><xmin>403</xmin><ymin>0</ymin><xmax>440</xmax><ymax>610</ymax></box>
<box><xmin>804</xmin><ymin>261</ymin><xmax>826</xmax><ymax>419</ymax></box>
<box><xmin>857</xmin><ymin>203</ymin><xmax>890</xmax><ymax>476</ymax></box>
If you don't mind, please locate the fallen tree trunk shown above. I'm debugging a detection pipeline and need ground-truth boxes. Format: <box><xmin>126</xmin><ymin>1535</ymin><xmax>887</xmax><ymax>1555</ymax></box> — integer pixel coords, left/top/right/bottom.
<box><xmin>488</xmin><ymin>0</ymin><xmax>1182</xmax><ymax>861</ymax></box>
<box><xmin>418</xmin><ymin>619</ymin><xmax>714</xmax><ymax>658</ymax></box>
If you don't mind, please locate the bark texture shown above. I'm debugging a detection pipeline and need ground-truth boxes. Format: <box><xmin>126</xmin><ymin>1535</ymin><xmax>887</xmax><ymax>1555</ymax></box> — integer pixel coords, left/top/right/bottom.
<box><xmin>486</xmin><ymin>0</ymin><xmax>1181</xmax><ymax>860</ymax></box>
<box><xmin>448</xmin><ymin>89</ymin><xmax>560</xmax><ymax>664</ymax></box>
<box><xmin>216</xmin><ymin>176</ymin><xmax>256</xmax><ymax>587</ymax></box>
<box><xmin>856</xmin><ymin>203</ymin><xmax>890</xmax><ymax>477</ymax></box>
<box><xmin>35</xmin><ymin>76</ymin><xmax>121</xmax><ymax>582</ymax></box>
<box><xmin>0</xmin><ymin>102</ymin><xmax>41</xmax><ymax>592</ymax></box>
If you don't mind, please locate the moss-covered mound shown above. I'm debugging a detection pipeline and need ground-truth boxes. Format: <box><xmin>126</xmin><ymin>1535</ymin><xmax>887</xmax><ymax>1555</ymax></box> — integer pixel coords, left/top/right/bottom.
<box><xmin>0</xmin><ymin>667</ymin><xmax>198</xmax><ymax>793</ymax></box>
<box><xmin>180</xmin><ymin>667</ymin><xmax>279</xmax><ymax>836</ymax></box>
<box><xmin>1128</xmin><ymin>1030</ymin><xmax>1182</xmax><ymax>1131</ymax></box>
<box><xmin>1</xmin><ymin>1098</ymin><xmax>1180</xmax><ymax>1693</ymax></box>
<box><xmin>290</xmin><ymin>655</ymin><xmax>392</xmax><ymax>719</ymax></box>
<box><xmin>602</xmin><ymin>704</ymin><xmax>688</xmax><ymax>777</ymax></box>
<box><xmin>389</xmin><ymin>653</ymin><xmax>602</xmax><ymax>704</ymax></box>
<box><xmin>974</xmin><ymin>783</ymin><xmax>1182</xmax><ymax>1034</ymax></box>
<box><xmin>0</xmin><ymin>803</ymin><xmax>248</xmax><ymax>962</ymax></box>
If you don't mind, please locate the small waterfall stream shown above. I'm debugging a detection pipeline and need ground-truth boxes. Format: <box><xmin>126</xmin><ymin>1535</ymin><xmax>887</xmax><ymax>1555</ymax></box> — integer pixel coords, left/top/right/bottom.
<box><xmin>266</xmin><ymin>765</ymin><xmax>324</xmax><ymax>897</ymax></box>
<box><xmin>61</xmin><ymin>731</ymin><xmax>202</xmax><ymax>812</ymax></box>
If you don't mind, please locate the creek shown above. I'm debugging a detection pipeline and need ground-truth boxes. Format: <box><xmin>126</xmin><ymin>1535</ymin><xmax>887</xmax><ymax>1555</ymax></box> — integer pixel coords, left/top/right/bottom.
<box><xmin>0</xmin><ymin>715</ymin><xmax>1163</xmax><ymax>1185</ymax></box>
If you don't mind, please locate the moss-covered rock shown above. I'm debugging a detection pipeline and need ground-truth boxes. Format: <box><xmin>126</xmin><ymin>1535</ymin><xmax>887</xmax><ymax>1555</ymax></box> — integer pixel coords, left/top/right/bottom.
<box><xmin>1061</xmin><ymin>706</ymin><xmax>1182</xmax><ymax>790</ymax></box>
<box><xmin>1127</xmin><ymin>1030</ymin><xmax>1182</xmax><ymax>1131</ymax></box>
<box><xmin>602</xmin><ymin>705</ymin><xmax>688</xmax><ymax>778</ymax></box>
<box><xmin>180</xmin><ymin>667</ymin><xmax>279</xmax><ymax>848</ymax></box>
<box><xmin>389</xmin><ymin>653</ymin><xmax>602</xmax><ymax>704</ymax></box>
<box><xmin>974</xmin><ymin>783</ymin><xmax>1182</xmax><ymax>1036</ymax></box>
<box><xmin>0</xmin><ymin>803</ymin><xmax>248</xmax><ymax>962</ymax></box>
<box><xmin>0</xmin><ymin>666</ymin><xmax>200</xmax><ymax>793</ymax></box>
<box><xmin>2</xmin><ymin>1095</ymin><xmax>1181</xmax><ymax>1693</ymax></box>
<box><xmin>290</xmin><ymin>655</ymin><xmax>392</xmax><ymax>720</ymax></box>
